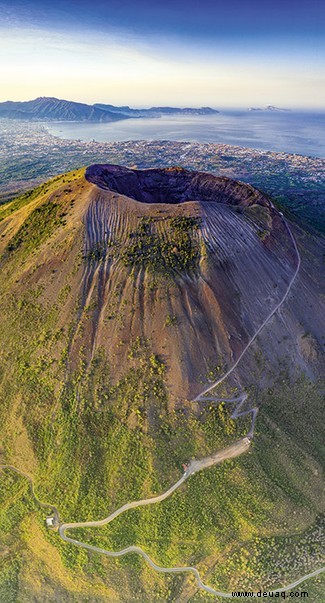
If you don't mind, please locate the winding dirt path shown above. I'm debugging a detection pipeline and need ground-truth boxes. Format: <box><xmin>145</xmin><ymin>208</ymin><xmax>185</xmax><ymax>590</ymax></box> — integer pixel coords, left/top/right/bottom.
<box><xmin>2</xmin><ymin>218</ymin><xmax>322</xmax><ymax>598</ymax></box>
<box><xmin>0</xmin><ymin>465</ymin><xmax>59</xmax><ymax>519</ymax></box>
<box><xmin>57</xmin><ymin>218</ymin><xmax>315</xmax><ymax>598</ymax></box>
<box><xmin>59</xmin><ymin>439</ymin><xmax>251</xmax><ymax>534</ymax></box>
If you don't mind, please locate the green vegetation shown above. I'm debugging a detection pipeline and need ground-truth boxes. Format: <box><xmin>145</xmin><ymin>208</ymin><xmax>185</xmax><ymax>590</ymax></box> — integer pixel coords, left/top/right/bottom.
<box><xmin>121</xmin><ymin>216</ymin><xmax>202</xmax><ymax>275</ymax></box>
<box><xmin>0</xmin><ymin>175</ymin><xmax>324</xmax><ymax>602</ymax></box>
<box><xmin>0</xmin><ymin>555</ymin><xmax>20</xmax><ymax>603</ymax></box>
<box><xmin>6</xmin><ymin>201</ymin><xmax>67</xmax><ymax>255</ymax></box>
<box><xmin>1</xmin><ymin>282</ymin><xmax>323</xmax><ymax>599</ymax></box>
<box><xmin>164</xmin><ymin>314</ymin><xmax>178</xmax><ymax>327</ymax></box>
<box><xmin>83</xmin><ymin>241</ymin><xmax>107</xmax><ymax>262</ymax></box>
<box><xmin>257</xmin><ymin>228</ymin><xmax>270</xmax><ymax>241</ymax></box>
<box><xmin>83</xmin><ymin>240</ymin><xmax>117</xmax><ymax>263</ymax></box>
<box><xmin>0</xmin><ymin>184</ymin><xmax>49</xmax><ymax>223</ymax></box>
<box><xmin>0</xmin><ymin>169</ymin><xmax>82</xmax><ymax>222</ymax></box>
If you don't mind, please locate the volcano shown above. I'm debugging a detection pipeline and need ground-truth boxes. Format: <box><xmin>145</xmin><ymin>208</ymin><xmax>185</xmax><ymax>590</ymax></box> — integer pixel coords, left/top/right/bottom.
<box><xmin>1</xmin><ymin>165</ymin><xmax>322</xmax><ymax>401</ymax></box>
<box><xmin>0</xmin><ymin>164</ymin><xmax>324</xmax><ymax>602</ymax></box>
<box><xmin>78</xmin><ymin>164</ymin><xmax>320</xmax><ymax>400</ymax></box>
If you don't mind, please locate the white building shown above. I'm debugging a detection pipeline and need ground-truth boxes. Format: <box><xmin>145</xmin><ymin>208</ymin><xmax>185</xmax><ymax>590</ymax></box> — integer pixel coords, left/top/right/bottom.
<box><xmin>46</xmin><ymin>516</ymin><xmax>55</xmax><ymax>528</ymax></box>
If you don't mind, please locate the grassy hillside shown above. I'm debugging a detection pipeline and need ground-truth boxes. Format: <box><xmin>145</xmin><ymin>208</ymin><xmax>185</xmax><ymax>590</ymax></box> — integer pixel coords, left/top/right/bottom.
<box><xmin>0</xmin><ymin>169</ymin><xmax>324</xmax><ymax>602</ymax></box>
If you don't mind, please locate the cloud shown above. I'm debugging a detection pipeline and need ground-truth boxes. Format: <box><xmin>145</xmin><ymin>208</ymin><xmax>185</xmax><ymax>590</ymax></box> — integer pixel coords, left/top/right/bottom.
<box><xmin>0</xmin><ymin>23</ymin><xmax>324</xmax><ymax>108</ymax></box>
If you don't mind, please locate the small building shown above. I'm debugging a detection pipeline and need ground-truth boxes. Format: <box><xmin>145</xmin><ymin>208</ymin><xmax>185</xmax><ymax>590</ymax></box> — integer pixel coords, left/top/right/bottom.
<box><xmin>46</xmin><ymin>516</ymin><xmax>55</xmax><ymax>528</ymax></box>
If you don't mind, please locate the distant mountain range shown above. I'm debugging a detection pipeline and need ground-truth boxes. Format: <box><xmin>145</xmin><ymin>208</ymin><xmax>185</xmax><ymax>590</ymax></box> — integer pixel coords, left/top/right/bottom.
<box><xmin>0</xmin><ymin>97</ymin><xmax>124</xmax><ymax>122</ymax></box>
<box><xmin>94</xmin><ymin>103</ymin><xmax>219</xmax><ymax>118</ymax></box>
<box><xmin>0</xmin><ymin>96</ymin><xmax>219</xmax><ymax>122</ymax></box>
<box><xmin>248</xmin><ymin>105</ymin><xmax>291</xmax><ymax>112</ymax></box>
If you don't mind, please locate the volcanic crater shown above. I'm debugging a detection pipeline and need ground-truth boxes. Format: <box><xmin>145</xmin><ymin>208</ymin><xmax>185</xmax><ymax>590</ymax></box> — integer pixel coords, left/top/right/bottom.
<box><xmin>85</xmin><ymin>163</ymin><xmax>273</xmax><ymax>208</ymax></box>
<box><xmin>0</xmin><ymin>163</ymin><xmax>311</xmax><ymax>402</ymax></box>
<box><xmin>75</xmin><ymin>164</ymin><xmax>300</xmax><ymax>399</ymax></box>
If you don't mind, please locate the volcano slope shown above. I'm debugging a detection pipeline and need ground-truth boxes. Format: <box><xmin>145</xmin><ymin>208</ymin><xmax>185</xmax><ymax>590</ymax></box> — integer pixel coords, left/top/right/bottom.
<box><xmin>0</xmin><ymin>165</ymin><xmax>324</xmax><ymax>602</ymax></box>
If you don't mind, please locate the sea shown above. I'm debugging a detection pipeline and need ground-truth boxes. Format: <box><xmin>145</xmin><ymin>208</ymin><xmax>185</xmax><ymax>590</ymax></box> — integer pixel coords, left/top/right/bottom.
<box><xmin>46</xmin><ymin>110</ymin><xmax>325</xmax><ymax>158</ymax></box>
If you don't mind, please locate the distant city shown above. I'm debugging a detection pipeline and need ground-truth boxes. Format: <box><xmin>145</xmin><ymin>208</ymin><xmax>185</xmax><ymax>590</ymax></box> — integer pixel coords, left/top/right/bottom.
<box><xmin>0</xmin><ymin>119</ymin><xmax>324</xmax><ymax>232</ymax></box>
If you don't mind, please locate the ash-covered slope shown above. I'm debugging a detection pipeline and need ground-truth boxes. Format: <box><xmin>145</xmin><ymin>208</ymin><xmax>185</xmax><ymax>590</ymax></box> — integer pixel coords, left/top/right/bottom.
<box><xmin>63</xmin><ymin>165</ymin><xmax>324</xmax><ymax>399</ymax></box>
<box><xmin>1</xmin><ymin>165</ymin><xmax>323</xmax><ymax>403</ymax></box>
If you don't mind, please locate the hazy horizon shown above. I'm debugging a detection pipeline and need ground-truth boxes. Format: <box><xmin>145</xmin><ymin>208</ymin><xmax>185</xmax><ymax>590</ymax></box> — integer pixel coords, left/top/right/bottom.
<box><xmin>0</xmin><ymin>0</ymin><xmax>324</xmax><ymax>109</ymax></box>
<box><xmin>2</xmin><ymin>95</ymin><xmax>325</xmax><ymax>113</ymax></box>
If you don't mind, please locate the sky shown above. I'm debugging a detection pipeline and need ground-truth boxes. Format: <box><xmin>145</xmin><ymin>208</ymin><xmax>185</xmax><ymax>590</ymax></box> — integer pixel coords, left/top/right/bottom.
<box><xmin>0</xmin><ymin>0</ymin><xmax>324</xmax><ymax>109</ymax></box>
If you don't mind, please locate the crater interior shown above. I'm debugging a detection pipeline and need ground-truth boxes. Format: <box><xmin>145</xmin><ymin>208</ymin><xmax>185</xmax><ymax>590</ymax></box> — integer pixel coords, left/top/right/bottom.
<box><xmin>85</xmin><ymin>164</ymin><xmax>272</xmax><ymax>208</ymax></box>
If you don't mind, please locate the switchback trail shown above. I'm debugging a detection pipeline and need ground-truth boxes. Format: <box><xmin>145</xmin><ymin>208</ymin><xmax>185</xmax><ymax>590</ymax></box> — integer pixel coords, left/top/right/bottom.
<box><xmin>1</xmin><ymin>458</ymin><xmax>324</xmax><ymax>600</ymax></box>
<box><xmin>193</xmin><ymin>218</ymin><xmax>302</xmax><ymax>439</ymax></box>
<box><xmin>3</xmin><ymin>218</ymin><xmax>322</xmax><ymax>598</ymax></box>
<box><xmin>58</xmin><ymin>218</ymin><xmax>318</xmax><ymax>598</ymax></box>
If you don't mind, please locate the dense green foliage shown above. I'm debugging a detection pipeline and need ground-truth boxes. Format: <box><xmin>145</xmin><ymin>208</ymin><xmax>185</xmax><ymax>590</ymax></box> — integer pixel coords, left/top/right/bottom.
<box><xmin>121</xmin><ymin>216</ymin><xmax>202</xmax><ymax>274</ymax></box>
<box><xmin>0</xmin><ymin>277</ymin><xmax>323</xmax><ymax>599</ymax></box>
<box><xmin>6</xmin><ymin>201</ymin><xmax>67</xmax><ymax>254</ymax></box>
